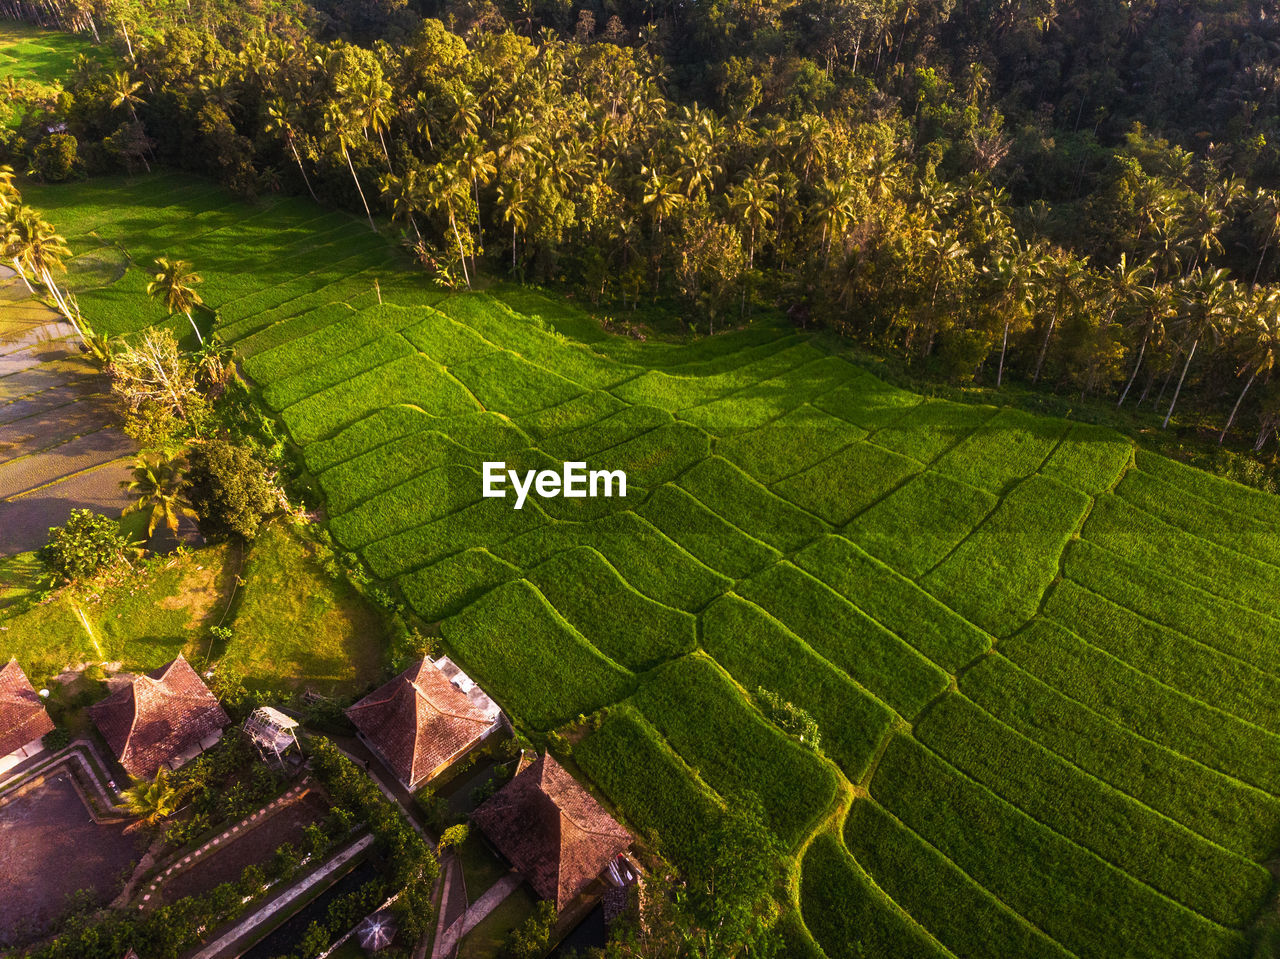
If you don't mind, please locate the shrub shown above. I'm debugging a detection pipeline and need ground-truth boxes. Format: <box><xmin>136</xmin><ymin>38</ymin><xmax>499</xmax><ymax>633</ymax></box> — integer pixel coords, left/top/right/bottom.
<box><xmin>31</xmin><ymin>133</ymin><xmax>78</xmax><ymax>182</ymax></box>
<box><xmin>755</xmin><ymin>686</ymin><xmax>821</xmax><ymax>751</ymax></box>
<box><xmin>504</xmin><ymin>901</ymin><xmax>557</xmax><ymax>959</ymax></box>
<box><xmin>184</xmin><ymin>439</ymin><xmax>277</xmax><ymax>541</ymax></box>
<box><xmin>43</xmin><ymin>509</ymin><xmax>135</xmax><ymax>582</ymax></box>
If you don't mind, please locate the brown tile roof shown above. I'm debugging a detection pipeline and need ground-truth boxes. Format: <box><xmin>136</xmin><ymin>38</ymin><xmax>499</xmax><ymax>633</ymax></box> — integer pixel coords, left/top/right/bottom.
<box><xmin>472</xmin><ymin>753</ymin><xmax>631</xmax><ymax>910</ymax></box>
<box><xmin>89</xmin><ymin>654</ymin><xmax>229</xmax><ymax>780</ymax></box>
<box><xmin>0</xmin><ymin>660</ymin><xmax>54</xmax><ymax>757</ymax></box>
<box><xmin>346</xmin><ymin>658</ymin><xmax>494</xmax><ymax>789</ymax></box>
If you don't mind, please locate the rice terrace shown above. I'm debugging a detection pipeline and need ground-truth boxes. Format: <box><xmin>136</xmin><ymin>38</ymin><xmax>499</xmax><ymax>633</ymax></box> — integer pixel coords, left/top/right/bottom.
<box><xmin>9</xmin><ymin>167</ymin><xmax>1280</xmax><ymax>958</ymax></box>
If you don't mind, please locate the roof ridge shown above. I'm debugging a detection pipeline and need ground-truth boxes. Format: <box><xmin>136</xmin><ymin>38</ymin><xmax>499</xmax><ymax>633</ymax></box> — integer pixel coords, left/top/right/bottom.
<box><xmin>409</xmin><ymin>678</ymin><xmax>491</xmax><ymax>724</ymax></box>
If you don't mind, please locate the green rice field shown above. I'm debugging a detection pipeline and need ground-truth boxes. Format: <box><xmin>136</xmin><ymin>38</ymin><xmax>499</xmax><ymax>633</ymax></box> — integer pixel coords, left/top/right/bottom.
<box><xmin>22</xmin><ymin>172</ymin><xmax>1280</xmax><ymax>958</ymax></box>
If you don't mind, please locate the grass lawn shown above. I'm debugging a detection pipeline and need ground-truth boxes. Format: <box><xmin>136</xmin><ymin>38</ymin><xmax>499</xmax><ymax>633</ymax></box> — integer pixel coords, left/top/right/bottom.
<box><xmin>0</xmin><ymin>22</ymin><xmax>92</xmax><ymax>89</ymax></box>
<box><xmin>0</xmin><ymin>521</ymin><xmax>385</xmax><ymax>701</ymax></box>
<box><xmin>18</xmin><ymin>172</ymin><xmax>1280</xmax><ymax>959</ymax></box>
<box><xmin>456</xmin><ymin>883</ymin><xmax>538</xmax><ymax>959</ymax></box>
<box><xmin>457</xmin><ymin>832</ymin><xmax>513</xmax><ymax>905</ymax></box>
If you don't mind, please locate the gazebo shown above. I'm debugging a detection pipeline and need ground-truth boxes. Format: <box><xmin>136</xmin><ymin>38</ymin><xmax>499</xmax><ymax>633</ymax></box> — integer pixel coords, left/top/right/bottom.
<box><xmin>243</xmin><ymin>706</ymin><xmax>300</xmax><ymax>765</ymax></box>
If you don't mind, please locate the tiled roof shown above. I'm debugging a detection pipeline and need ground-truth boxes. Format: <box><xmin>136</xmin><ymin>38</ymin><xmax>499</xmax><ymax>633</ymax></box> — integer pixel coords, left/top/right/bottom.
<box><xmin>473</xmin><ymin>753</ymin><xmax>632</xmax><ymax>910</ymax></box>
<box><xmin>0</xmin><ymin>659</ymin><xmax>54</xmax><ymax>757</ymax></box>
<box><xmin>89</xmin><ymin>654</ymin><xmax>229</xmax><ymax>780</ymax></box>
<box><xmin>346</xmin><ymin>658</ymin><xmax>495</xmax><ymax>788</ymax></box>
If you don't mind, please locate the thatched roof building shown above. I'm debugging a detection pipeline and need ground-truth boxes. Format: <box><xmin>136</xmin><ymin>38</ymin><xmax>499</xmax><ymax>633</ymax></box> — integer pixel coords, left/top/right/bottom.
<box><xmin>89</xmin><ymin>654</ymin><xmax>229</xmax><ymax>779</ymax></box>
<box><xmin>0</xmin><ymin>659</ymin><xmax>54</xmax><ymax>769</ymax></box>
<box><xmin>472</xmin><ymin>752</ymin><xmax>632</xmax><ymax>911</ymax></box>
<box><xmin>346</xmin><ymin>657</ymin><xmax>500</xmax><ymax>791</ymax></box>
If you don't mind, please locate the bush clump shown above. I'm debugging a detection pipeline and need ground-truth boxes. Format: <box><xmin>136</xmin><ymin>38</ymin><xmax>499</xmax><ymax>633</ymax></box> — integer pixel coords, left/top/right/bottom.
<box><xmin>184</xmin><ymin>439</ymin><xmax>277</xmax><ymax>541</ymax></box>
<box><xmin>43</xmin><ymin>509</ymin><xmax>135</xmax><ymax>582</ymax></box>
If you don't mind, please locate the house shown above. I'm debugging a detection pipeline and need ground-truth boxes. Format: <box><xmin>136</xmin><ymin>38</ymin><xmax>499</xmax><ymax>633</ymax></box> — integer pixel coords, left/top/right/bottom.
<box><xmin>346</xmin><ymin>657</ymin><xmax>501</xmax><ymax>791</ymax></box>
<box><xmin>89</xmin><ymin>654</ymin><xmax>229</xmax><ymax>780</ymax></box>
<box><xmin>0</xmin><ymin>660</ymin><xmax>54</xmax><ymax>775</ymax></box>
<box><xmin>472</xmin><ymin>752</ymin><xmax>632</xmax><ymax>911</ymax></box>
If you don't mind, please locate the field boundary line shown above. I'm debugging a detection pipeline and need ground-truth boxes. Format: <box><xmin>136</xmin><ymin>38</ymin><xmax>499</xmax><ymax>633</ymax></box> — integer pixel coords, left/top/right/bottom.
<box><xmin>956</xmin><ymin>692</ymin><xmax>1269</xmax><ymax>872</ymax></box>
<box><xmin>979</xmin><ymin>651</ymin><xmax>1280</xmax><ymax>803</ymax></box>
<box><xmin>857</xmin><ymin>797</ymin><xmax>1085</xmax><ymax>959</ymax></box>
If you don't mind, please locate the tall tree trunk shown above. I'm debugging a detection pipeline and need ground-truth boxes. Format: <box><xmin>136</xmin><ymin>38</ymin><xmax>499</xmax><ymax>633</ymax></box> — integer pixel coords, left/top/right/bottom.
<box><xmin>343</xmin><ymin>144</ymin><xmax>376</xmax><ymax>232</ymax></box>
<box><xmin>997</xmin><ymin>317</ymin><xmax>1010</xmax><ymax>387</ymax></box>
<box><xmin>11</xmin><ymin>258</ymin><xmax>36</xmax><ymax>294</ymax></box>
<box><xmin>289</xmin><ymin>137</ymin><xmax>318</xmax><ymax>202</ymax></box>
<box><xmin>1220</xmin><ymin>370</ymin><xmax>1258</xmax><ymax>443</ymax></box>
<box><xmin>1117</xmin><ymin>330</ymin><xmax>1149</xmax><ymax>407</ymax></box>
<box><xmin>1163</xmin><ymin>337</ymin><xmax>1199</xmax><ymax>429</ymax></box>
<box><xmin>1032</xmin><ymin>314</ymin><xmax>1056</xmax><ymax>383</ymax></box>
<box><xmin>183</xmin><ymin>309</ymin><xmax>203</xmax><ymax>346</ymax></box>
<box><xmin>447</xmin><ymin>206</ymin><xmax>471</xmax><ymax>289</ymax></box>
<box><xmin>1253</xmin><ymin>228</ymin><xmax>1274</xmax><ymax>287</ymax></box>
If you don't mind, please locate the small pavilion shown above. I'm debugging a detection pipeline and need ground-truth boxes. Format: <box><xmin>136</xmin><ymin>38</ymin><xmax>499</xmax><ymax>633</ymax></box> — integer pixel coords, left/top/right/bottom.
<box><xmin>243</xmin><ymin>706</ymin><xmax>301</xmax><ymax>766</ymax></box>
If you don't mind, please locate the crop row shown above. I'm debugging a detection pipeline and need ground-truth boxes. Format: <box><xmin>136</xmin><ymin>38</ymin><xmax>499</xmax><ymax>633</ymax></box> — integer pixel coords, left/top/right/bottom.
<box><xmin>800</xmin><ymin>832</ymin><xmax>950</xmax><ymax>959</ymax></box>
<box><xmin>329</xmin><ymin>463</ymin><xmax>482</xmax><ymax>550</ymax></box>
<box><xmin>773</xmin><ymin>439</ymin><xmax>921</xmax><ymax>526</ymax></box>
<box><xmin>630</xmin><ymin>653</ymin><xmax>840</xmax><ymax>848</ymax></box>
<box><xmin>611</xmin><ymin>341</ymin><xmax>824</xmax><ymax>411</ymax></box>
<box><xmin>364</xmin><ymin>496</ymin><xmax>550</xmax><ymax>580</ymax></box>
<box><xmin>439</xmin><ymin>578</ymin><xmax>634</xmax><ymax>731</ymax></box>
<box><xmin>1038</xmin><ymin>421</ymin><xmax>1133</xmax><ymax>494</ymax></box>
<box><xmin>1082</xmin><ymin>493</ymin><xmax>1280</xmax><ymax>617</ymax></box>
<box><xmin>844</xmin><ymin>799</ymin><xmax>1072</xmax><ymax>959</ymax></box>
<box><xmin>794</xmin><ymin>534</ymin><xmax>991</xmax><ymax>672</ymax></box>
<box><xmin>399</xmin><ymin>547</ymin><xmax>518</xmax><ymax>622</ymax></box>
<box><xmin>397</xmin><ymin>307</ymin><xmax>501</xmax><ymax>366</ymax></box>
<box><xmin>242</xmin><ymin>302</ymin><xmax>373</xmax><ymax>383</ymax></box>
<box><xmin>811</xmin><ymin>371</ymin><xmax>923</xmax><ymax>431</ymax></box>
<box><xmin>915</xmin><ymin>694</ymin><xmax>1270</xmax><ymax>927</ymax></box>
<box><xmin>450</xmin><ymin>350</ymin><xmax>584</xmax><ymax>415</ymax></box>
<box><xmin>930</xmin><ymin>408</ymin><xmax>1068</xmax><ymax>495</ymax></box>
<box><xmin>267</xmin><ymin>333</ymin><xmax>416</xmax><ymax>411</ymax></box>
<box><xmin>541</xmin><ymin>405</ymin><xmax>673</xmax><ymax>461</ymax></box>
<box><xmin>433</xmin><ymin>294</ymin><xmax>630</xmax><ymax>390</ymax></box>
<box><xmin>227</xmin><ymin>274</ymin><xmax>383</xmax><ymax>353</ymax></box>
<box><xmin>871</xmin><ymin>735</ymin><xmax>1245</xmax><ymax>959</ymax></box>
<box><xmin>634</xmin><ymin>484</ymin><xmax>780</xmax><ymax>579</ymax></box>
<box><xmin>1136</xmin><ymin>448</ymin><xmax>1280</xmax><ymax>527</ymax></box>
<box><xmin>525</xmin><ymin>546</ymin><xmax>697</xmax><ymax>671</ymax></box>
<box><xmin>922</xmin><ymin>474</ymin><xmax>1091</xmax><ymax>636</ymax></box>
<box><xmin>1046</xmin><ymin>578</ymin><xmax>1280</xmax><ymax>734</ymax></box>
<box><xmin>676</xmin><ymin>456</ymin><xmax>828</xmax><ymax>552</ymax></box>
<box><xmin>677</xmin><ymin>355</ymin><xmax>856</xmax><ymax>432</ymax></box>
<box><xmin>700</xmin><ymin>593</ymin><xmax>895</xmax><ymax>779</ymax></box>
<box><xmin>714</xmin><ymin>403</ymin><xmax>867</xmax><ymax>485</ymax></box>
<box><xmin>845</xmin><ymin>469</ymin><xmax>998</xmax><ymax>578</ymax></box>
<box><xmin>869</xmin><ymin>399</ymin><xmax>998</xmax><ymax>464</ymax></box>
<box><xmin>573</xmin><ymin>705</ymin><xmax>729</xmax><ymax>875</ymax></box>
<box><xmin>281</xmin><ymin>353</ymin><xmax>480</xmax><ymax>444</ymax></box>
<box><xmin>1001</xmin><ymin>620</ymin><xmax>1280</xmax><ymax>796</ymax></box>
<box><xmin>1117</xmin><ymin>468</ymin><xmax>1280</xmax><ymax>568</ymax></box>
<box><xmin>1063</xmin><ymin>539</ymin><xmax>1280</xmax><ymax>678</ymax></box>
<box><xmin>960</xmin><ymin>653</ymin><xmax>1280</xmax><ymax>860</ymax></box>
<box><xmin>737</xmin><ymin>561</ymin><xmax>949</xmax><ymax>718</ymax></box>
<box><xmin>319</xmin><ymin>430</ymin><xmax>479</xmax><ymax>515</ymax></box>
<box><xmin>584</xmin><ymin>421</ymin><xmax>709</xmax><ymax>488</ymax></box>
<box><xmin>516</xmin><ymin>390</ymin><xmax>627</xmax><ymax>441</ymax></box>
<box><xmin>493</xmin><ymin>511</ymin><xmax>732</xmax><ymax>611</ymax></box>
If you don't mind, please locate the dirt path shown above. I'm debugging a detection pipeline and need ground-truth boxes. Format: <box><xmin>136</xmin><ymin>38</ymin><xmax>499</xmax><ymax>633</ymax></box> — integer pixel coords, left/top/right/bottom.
<box><xmin>0</xmin><ymin>267</ymin><xmax>136</xmax><ymax>555</ymax></box>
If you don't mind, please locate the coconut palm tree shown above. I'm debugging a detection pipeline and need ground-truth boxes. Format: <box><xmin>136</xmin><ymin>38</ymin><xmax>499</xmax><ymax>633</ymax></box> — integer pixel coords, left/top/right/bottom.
<box><xmin>424</xmin><ymin>163</ymin><xmax>474</xmax><ymax>289</ymax></box>
<box><xmin>122</xmin><ymin>452</ymin><xmax>194</xmax><ymax>537</ymax></box>
<box><xmin>3</xmin><ymin>207</ymin><xmax>81</xmax><ymax>334</ymax></box>
<box><xmin>726</xmin><ymin>160</ymin><xmax>778</xmax><ymax>269</ymax></box>
<box><xmin>264</xmin><ymin>100</ymin><xmax>318</xmax><ymax>202</ymax></box>
<box><xmin>146</xmin><ymin>258</ymin><xmax>205</xmax><ymax>346</ymax></box>
<box><xmin>1221</xmin><ymin>291</ymin><xmax>1280</xmax><ymax>443</ymax></box>
<box><xmin>123</xmin><ymin>767</ymin><xmax>190</xmax><ymax>828</ymax></box>
<box><xmin>1118</xmin><ymin>281</ymin><xmax>1172</xmax><ymax>408</ymax></box>
<box><xmin>323</xmin><ymin>105</ymin><xmax>377</xmax><ymax>232</ymax></box>
<box><xmin>1164</xmin><ymin>268</ymin><xmax>1235</xmax><ymax>429</ymax></box>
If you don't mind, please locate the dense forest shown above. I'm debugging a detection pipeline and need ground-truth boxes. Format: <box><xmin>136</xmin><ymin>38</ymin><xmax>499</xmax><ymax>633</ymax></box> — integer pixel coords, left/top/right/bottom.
<box><xmin>7</xmin><ymin>0</ymin><xmax>1280</xmax><ymax>458</ymax></box>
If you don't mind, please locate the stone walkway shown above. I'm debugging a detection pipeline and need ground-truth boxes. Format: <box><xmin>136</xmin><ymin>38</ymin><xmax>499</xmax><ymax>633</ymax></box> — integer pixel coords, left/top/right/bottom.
<box><xmin>190</xmin><ymin>833</ymin><xmax>374</xmax><ymax>959</ymax></box>
<box><xmin>431</xmin><ymin>872</ymin><xmax>524</xmax><ymax>959</ymax></box>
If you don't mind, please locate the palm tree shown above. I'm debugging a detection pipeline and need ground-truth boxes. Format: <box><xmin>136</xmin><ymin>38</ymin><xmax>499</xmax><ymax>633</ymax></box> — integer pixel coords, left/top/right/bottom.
<box><xmin>1164</xmin><ymin>268</ymin><xmax>1235</xmax><ymax>429</ymax></box>
<box><xmin>983</xmin><ymin>243</ymin><xmax>1038</xmax><ymax>387</ymax></box>
<box><xmin>264</xmin><ymin>101</ymin><xmax>318</xmax><ymax>202</ymax></box>
<box><xmin>107</xmin><ymin>70</ymin><xmax>149</xmax><ymax>172</ymax></box>
<box><xmin>147</xmin><ymin>258</ymin><xmax>205</xmax><ymax>346</ymax></box>
<box><xmin>1249</xmin><ymin>189</ymin><xmax>1280</xmax><ymax>287</ymax></box>
<box><xmin>379</xmin><ymin>168</ymin><xmax>424</xmax><ymax>241</ymax></box>
<box><xmin>1118</xmin><ymin>282</ymin><xmax>1172</xmax><ymax>408</ymax></box>
<box><xmin>727</xmin><ymin>160</ymin><xmax>778</xmax><ymax>269</ymax></box>
<box><xmin>123</xmin><ymin>767</ymin><xmax>190</xmax><ymax>828</ymax></box>
<box><xmin>122</xmin><ymin>452</ymin><xmax>194</xmax><ymax>537</ymax></box>
<box><xmin>812</xmin><ymin>177</ymin><xmax>860</xmax><ymax>261</ymax></box>
<box><xmin>496</xmin><ymin>178</ymin><xmax>530</xmax><ymax>275</ymax></box>
<box><xmin>424</xmin><ymin>163</ymin><xmax>474</xmax><ymax>289</ymax></box>
<box><xmin>3</xmin><ymin>207</ymin><xmax>82</xmax><ymax>335</ymax></box>
<box><xmin>640</xmin><ymin>166</ymin><xmax>683</xmax><ymax>236</ymax></box>
<box><xmin>1221</xmin><ymin>291</ymin><xmax>1280</xmax><ymax>443</ymax></box>
<box><xmin>323</xmin><ymin>105</ymin><xmax>377</xmax><ymax>232</ymax></box>
<box><xmin>1031</xmin><ymin>251</ymin><xmax>1086</xmax><ymax>384</ymax></box>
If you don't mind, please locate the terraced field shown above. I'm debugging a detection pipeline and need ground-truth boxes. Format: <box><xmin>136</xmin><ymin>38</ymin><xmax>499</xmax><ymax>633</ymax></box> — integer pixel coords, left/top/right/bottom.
<box><xmin>25</xmin><ymin>173</ymin><xmax>1280</xmax><ymax>958</ymax></box>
